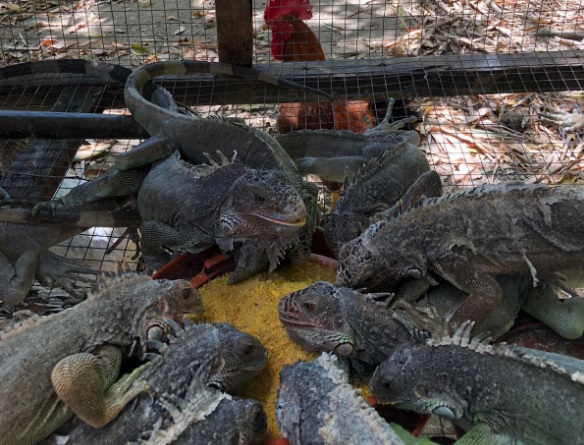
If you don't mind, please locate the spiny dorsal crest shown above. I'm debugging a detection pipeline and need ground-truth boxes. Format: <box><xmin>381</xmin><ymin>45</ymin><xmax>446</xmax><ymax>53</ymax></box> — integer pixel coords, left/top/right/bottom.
<box><xmin>427</xmin><ymin>320</ymin><xmax>493</xmax><ymax>353</ymax></box>
<box><xmin>428</xmin><ymin>320</ymin><xmax>584</xmax><ymax>383</ymax></box>
<box><xmin>345</xmin><ymin>149</ymin><xmax>401</xmax><ymax>189</ymax></box>
<box><xmin>89</xmin><ymin>272</ymin><xmax>152</xmax><ymax>300</ymax></box>
<box><xmin>131</xmin><ymin>378</ymin><xmax>229</xmax><ymax>445</ymax></box>
<box><xmin>0</xmin><ymin>311</ymin><xmax>45</xmax><ymax>341</ymax></box>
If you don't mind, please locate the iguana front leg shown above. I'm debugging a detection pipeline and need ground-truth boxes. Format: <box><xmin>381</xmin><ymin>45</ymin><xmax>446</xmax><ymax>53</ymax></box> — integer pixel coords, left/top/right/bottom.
<box><xmin>51</xmin><ymin>344</ymin><xmax>151</xmax><ymax>428</ymax></box>
<box><xmin>36</xmin><ymin>166</ymin><xmax>149</xmax><ymax>213</ymax></box>
<box><xmin>364</xmin><ymin>97</ymin><xmax>419</xmax><ymax>134</ymax></box>
<box><xmin>0</xmin><ymin>250</ymin><xmax>39</xmax><ymax>305</ymax></box>
<box><xmin>539</xmin><ymin>110</ymin><xmax>584</xmax><ymax>132</ymax></box>
<box><xmin>37</xmin><ymin>251</ymin><xmax>99</xmax><ymax>297</ymax></box>
<box><xmin>381</xmin><ymin>170</ymin><xmax>443</xmax><ymax>220</ymax></box>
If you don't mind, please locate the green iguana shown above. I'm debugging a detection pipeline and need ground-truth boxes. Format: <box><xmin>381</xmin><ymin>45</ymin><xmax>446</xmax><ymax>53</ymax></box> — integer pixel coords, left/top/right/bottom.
<box><xmin>337</xmin><ymin>180</ymin><xmax>584</xmax><ymax>327</ymax></box>
<box><xmin>276</xmin><ymin>353</ymin><xmax>437</xmax><ymax>445</ymax></box>
<box><xmin>0</xmin><ymin>273</ymin><xmax>203</xmax><ymax>445</ymax></box>
<box><xmin>323</xmin><ymin>149</ymin><xmax>431</xmax><ymax>258</ymax></box>
<box><xmin>274</xmin><ymin>98</ymin><xmax>423</xmax><ymax>183</ymax></box>
<box><xmin>278</xmin><ymin>278</ymin><xmax>584</xmax><ymax>369</ymax></box>
<box><xmin>62</xmin><ymin>322</ymin><xmax>267</xmax><ymax>444</ymax></box>
<box><xmin>370</xmin><ymin>321</ymin><xmax>584</xmax><ymax>445</ymax></box>
<box><xmin>127</xmin><ymin>376</ymin><xmax>267</xmax><ymax>445</ymax></box>
<box><xmin>38</xmin><ymin>60</ymin><xmax>331</xmax><ymax>283</ymax></box>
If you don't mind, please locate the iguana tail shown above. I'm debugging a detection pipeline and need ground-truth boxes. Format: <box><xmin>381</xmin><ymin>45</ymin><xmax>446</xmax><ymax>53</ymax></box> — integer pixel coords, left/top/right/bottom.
<box><xmin>124</xmin><ymin>60</ymin><xmax>332</xmax><ymax>136</ymax></box>
<box><xmin>0</xmin><ymin>59</ymin><xmax>176</xmax><ymax>111</ymax></box>
<box><xmin>0</xmin><ymin>59</ymin><xmax>131</xmax><ymax>83</ymax></box>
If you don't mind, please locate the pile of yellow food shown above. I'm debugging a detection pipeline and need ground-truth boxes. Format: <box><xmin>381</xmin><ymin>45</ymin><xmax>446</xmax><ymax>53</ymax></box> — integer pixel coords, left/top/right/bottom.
<box><xmin>195</xmin><ymin>260</ymin><xmax>336</xmax><ymax>437</ymax></box>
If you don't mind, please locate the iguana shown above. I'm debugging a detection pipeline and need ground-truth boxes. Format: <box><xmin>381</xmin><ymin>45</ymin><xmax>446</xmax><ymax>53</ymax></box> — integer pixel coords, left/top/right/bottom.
<box><xmin>0</xmin><ymin>273</ymin><xmax>203</xmax><ymax>445</ymax></box>
<box><xmin>276</xmin><ymin>353</ymin><xmax>437</xmax><ymax>445</ymax></box>
<box><xmin>274</xmin><ymin>98</ymin><xmax>423</xmax><ymax>183</ymax></box>
<box><xmin>337</xmin><ymin>180</ymin><xmax>584</xmax><ymax>327</ymax></box>
<box><xmin>278</xmin><ymin>278</ymin><xmax>584</xmax><ymax>369</ymax></box>
<box><xmin>62</xmin><ymin>322</ymin><xmax>267</xmax><ymax>444</ymax></box>
<box><xmin>0</xmin><ymin>60</ymin><xmax>146</xmax><ymax>305</ymax></box>
<box><xmin>126</xmin><ymin>376</ymin><xmax>267</xmax><ymax>445</ymax></box>
<box><xmin>323</xmin><ymin>148</ymin><xmax>431</xmax><ymax>258</ymax></box>
<box><xmin>370</xmin><ymin>321</ymin><xmax>584</xmax><ymax>445</ymax></box>
<box><xmin>37</xmin><ymin>60</ymin><xmax>331</xmax><ymax>284</ymax></box>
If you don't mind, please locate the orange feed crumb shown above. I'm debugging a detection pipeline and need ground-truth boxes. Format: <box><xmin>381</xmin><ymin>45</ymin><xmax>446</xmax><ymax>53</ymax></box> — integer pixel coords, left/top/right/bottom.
<box><xmin>194</xmin><ymin>261</ymin><xmax>336</xmax><ymax>438</ymax></box>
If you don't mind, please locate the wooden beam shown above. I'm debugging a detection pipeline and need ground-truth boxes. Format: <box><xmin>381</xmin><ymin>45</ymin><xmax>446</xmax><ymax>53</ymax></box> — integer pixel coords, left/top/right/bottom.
<box><xmin>0</xmin><ymin>52</ymin><xmax>583</xmax><ymax>108</ymax></box>
<box><xmin>215</xmin><ymin>0</ymin><xmax>254</xmax><ymax>66</ymax></box>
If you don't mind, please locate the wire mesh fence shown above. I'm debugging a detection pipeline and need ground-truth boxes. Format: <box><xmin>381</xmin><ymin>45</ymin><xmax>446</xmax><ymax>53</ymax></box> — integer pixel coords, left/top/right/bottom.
<box><xmin>1</xmin><ymin>0</ymin><xmax>584</xmax><ymax>300</ymax></box>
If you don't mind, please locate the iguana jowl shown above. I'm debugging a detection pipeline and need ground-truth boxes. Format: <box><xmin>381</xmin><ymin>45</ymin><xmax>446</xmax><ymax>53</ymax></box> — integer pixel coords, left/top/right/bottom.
<box><xmin>370</xmin><ymin>321</ymin><xmax>584</xmax><ymax>445</ymax></box>
<box><xmin>337</xmin><ymin>181</ymin><xmax>584</xmax><ymax>327</ymax></box>
<box><xmin>0</xmin><ymin>273</ymin><xmax>202</xmax><ymax>445</ymax></box>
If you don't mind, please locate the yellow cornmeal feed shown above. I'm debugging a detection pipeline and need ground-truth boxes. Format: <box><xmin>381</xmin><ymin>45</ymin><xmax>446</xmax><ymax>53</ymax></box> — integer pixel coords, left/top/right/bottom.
<box><xmin>195</xmin><ymin>261</ymin><xmax>336</xmax><ymax>438</ymax></box>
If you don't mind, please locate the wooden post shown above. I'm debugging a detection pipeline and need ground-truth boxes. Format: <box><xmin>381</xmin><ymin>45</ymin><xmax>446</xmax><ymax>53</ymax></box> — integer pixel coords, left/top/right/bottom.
<box><xmin>215</xmin><ymin>0</ymin><xmax>254</xmax><ymax>66</ymax></box>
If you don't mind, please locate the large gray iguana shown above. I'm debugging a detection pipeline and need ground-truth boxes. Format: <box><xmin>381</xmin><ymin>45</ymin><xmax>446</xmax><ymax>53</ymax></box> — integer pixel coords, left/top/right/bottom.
<box><xmin>323</xmin><ymin>146</ymin><xmax>431</xmax><ymax>258</ymax></box>
<box><xmin>62</xmin><ymin>322</ymin><xmax>267</xmax><ymax>444</ymax></box>
<box><xmin>0</xmin><ymin>273</ymin><xmax>203</xmax><ymax>445</ymax></box>
<box><xmin>278</xmin><ymin>278</ymin><xmax>584</xmax><ymax>369</ymax></box>
<box><xmin>0</xmin><ymin>60</ymin><xmax>146</xmax><ymax>305</ymax></box>
<box><xmin>276</xmin><ymin>353</ymin><xmax>436</xmax><ymax>445</ymax></box>
<box><xmin>39</xmin><ymin>60</ymin><xmax>331</xmax><ymax>284</ymax></box>
<box><xmin>337</xmin><ymin>180</ymin><xmax>584</xmax><ymax>327</ymax></box>
<box><xmin>370</xmin><ymin>321</ymin><xmax>584</xmax><ymax>445</ymax></box>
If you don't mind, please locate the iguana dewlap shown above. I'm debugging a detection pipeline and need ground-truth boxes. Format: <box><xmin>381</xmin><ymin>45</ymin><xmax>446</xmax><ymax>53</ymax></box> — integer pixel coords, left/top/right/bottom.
<box><xmin>338</xmin><ymin>181</ymin><xmax>584</xmax><ymax>327</ymax></box>
<box><xmin>0</xmin><ymin>274</ymin><xmax>202</xmax><ymax>445</ymax></box>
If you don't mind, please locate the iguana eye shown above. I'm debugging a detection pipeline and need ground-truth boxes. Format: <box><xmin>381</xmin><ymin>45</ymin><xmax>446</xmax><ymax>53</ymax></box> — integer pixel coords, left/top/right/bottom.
<box><xmin>180</xmin><ymin>287</ymin><xmax>193</xmax><ymax>300</ymax></box>
<box><xmin>254</xmin><ymin>194</ymin><xmax>266</xmax><ymax>203</ymax></box>
<box><xmin>243</xmin><ymin>343</ymin><xmax>254</xmax><ymax>355</ymax></box>
<box><xmin>302</xmin><ymin>301</ymin><xmax>316</xmax><ymax>312</ymax></box>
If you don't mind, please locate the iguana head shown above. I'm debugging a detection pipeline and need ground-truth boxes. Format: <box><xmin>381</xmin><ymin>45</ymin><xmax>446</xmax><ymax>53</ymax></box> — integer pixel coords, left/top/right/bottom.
<box><xmin>369</xmin><ymin>343</ymin><xmax>467</xmax><ymax>420</ymax></box>
<box><xmin>336</xmin><ymin>228</ymin><xmax>426</xmax><ymax>289</ymax></box>
<box><xmin>278</xmin><ymin>281</ymin><xmax>356</xmax><ymax>357</ymax></box>
<box><xmin>204</xmin><ymin>323</ymin><xmax>268</xmax><ymax>392</ymax></box>
<box><xmin>218</xmin><ymin>169</ymin><xmax>307</xmax><ymax>240</ymax></box>
<box><xmin>92</xmin><ymin>274</ymin><xmax>203</xmax><ymax>353</ymax></box>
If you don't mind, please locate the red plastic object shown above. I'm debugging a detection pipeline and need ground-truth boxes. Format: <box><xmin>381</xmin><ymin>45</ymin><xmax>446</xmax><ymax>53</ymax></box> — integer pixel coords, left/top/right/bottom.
<box><xmin>152</xmin><ymin>245</ymin><xmax>235</xmax><ymax>284</ymax></box>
